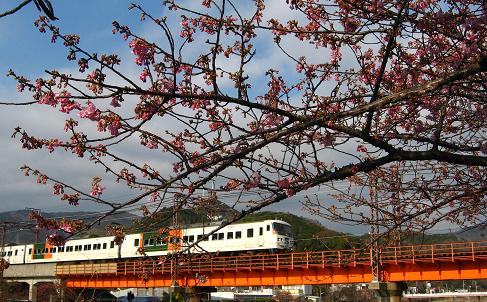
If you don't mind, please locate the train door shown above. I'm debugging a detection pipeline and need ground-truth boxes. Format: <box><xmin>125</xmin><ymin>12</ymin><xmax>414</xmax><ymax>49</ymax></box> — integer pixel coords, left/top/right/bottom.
<box><xmin>258</xmin><ymin>226</ymin><xmax>264</xmax><ymax>247</ymax></box>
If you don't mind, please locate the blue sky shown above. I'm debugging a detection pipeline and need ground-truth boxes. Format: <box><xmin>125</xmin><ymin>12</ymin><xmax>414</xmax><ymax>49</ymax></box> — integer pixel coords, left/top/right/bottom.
<box><xmin>0</xmin><ymin>1</ymin><xmax>374</xmax><ymax>234</ymax></box>
<box><xmin>0</xmin><ymin>1</ymin><xmax>168</xmax><ymax>210</ymax></box>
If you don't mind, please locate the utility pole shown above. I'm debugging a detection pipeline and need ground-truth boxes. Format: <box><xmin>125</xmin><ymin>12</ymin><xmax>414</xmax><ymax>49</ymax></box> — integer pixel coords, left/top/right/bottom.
<box><xmin>0</xmin><ymin>223</ymin><xmax>7</xmax><ymax>302</ymax></box>
<box><xmin>370</xmin><ymin>176</ymin><xmax>380</xmax><ymax>283</ymax></box>
<box><xmin>170</xmin><ymin>193</ymin><xmax>181</xmax><ymax>302</ymax></box>
<box><xmin>25</xmin><ymin>208</ymin><xmax>41</xmax><ymax>243</ymax></box>
<box><xmin>394</xmin><ymin>162</ymin><xmax>402</xmax><ymax>246</ymax></box>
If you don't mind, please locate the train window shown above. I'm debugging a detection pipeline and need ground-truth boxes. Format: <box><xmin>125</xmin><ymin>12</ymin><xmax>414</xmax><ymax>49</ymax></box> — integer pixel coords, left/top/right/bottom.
<box><xmin>143</xmin><ymin>239</ymin><xmax>149</xmax><ymax>246</ymax></box>
<box><xmin>36</xmin><ymin>249</ymin><xmax>41</xmax><ymax>254</ymax></box>
<box><xmin>15</xmin><ymin>250</ymin><xmax>18</xmax><ymax>256</ymax></box>
<box><xmin>218</xmin><ymin>233</ymin><xmax>224</xmax><ymax>240</ymax></box>
<box><xmin>197</xmin><ymin>235</ymin><xmax>203</xmax><ymax>241</ymax></box>
<box><xmin>103</xmin><ymin>243</ymin><xmax>107</xmax><ymax>249</ymax></box>
<box><xmin>58</xmin><ymin>246</ymin><xmax>64</xmax><ymax>253</ymax></box>
<box><xmin>211</xmin><ymin>234</ymin><xmax>218</xmax><ymax>240</ymax></box>
<box><xmin>259</xmin><ymin>227</ymin><xmax>263</xmax><ymax>236</ymax></box>
<box><xmin>267</xmin><ymin>225</ymin><xmax>270</xmax><ymax>231</ymax></box>
<box><xmin>203</xmin><ymin>235</ymin><xmax>209</xmax><ymax>241</ymax></box>
<box><xmin>247</xmin><ymin>229</ymin><xmax>254</xmax><ymax>238</ymax></box>
<box><xmin>97</xmin><ymin>244</ymin><xmax>102</xmax><ymax>250</ymax></box>
<box><xmin>227</xmin><ymin>232</ymin><xmax>233</xmax><ymax>239</ymax></box>
<box><xmin>235</xmin><ymin>231</ymin><xmax>241</xmax><ymax>239</ymax></box>
<box><xmin>110</xmin><ymin>241</ymin><xmax>115</xmax><ymax>249</ymax></box>
<box><xmin>189</xmin><ymin>235</ymin><xmax>194</xmax><ymax>242</ymax></box>
<box><xmin>7</xmin><ymin>251</ymin><xmax>12</xmax><ymax>256</ymax></box>
<box><xmin>43</xmin><ymin>248</ymin><xmax>48</xmax><ymax>253</ymax></box>
<box><xmin>75</xmin><ymin>246</ymin><xmax>80</xmax><ymax>252</ymax></box>
<box><xmin>170</xmin><ymin>237</ymin><xmax>180</xmax><ymax>244</ymax></box>
<box><xmin>49</xmin><ymin>248</ymin><xmax>53</xmax><ymax>253</ymax></box>
<box><xmin>183</xmin><ymin>236</ymin><xmax>188</xmax><ymax>242</ymax></box>
<box><xmin>149</xmin><ymin>239</ymin><xmax>155</xmax><ymax>246</ymax></box>
<box><xmin>134</xmin><ymin>239</ymin><xmax>140</xmax><ymax>247</ymax></box>
<box><xmin>272</xmin><ymin>222</ymin><xmax>293</xmax><ymax>237</ymax></box>
<box><xmin>28</xmin><ymin>248</ymin><xmax>32</xmax><ymax>255</ymax></box>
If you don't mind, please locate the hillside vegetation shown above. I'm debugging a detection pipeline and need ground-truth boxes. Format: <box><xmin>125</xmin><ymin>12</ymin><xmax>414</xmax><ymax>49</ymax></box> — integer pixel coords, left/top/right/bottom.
<box><xmin>0</xmin><ymin>208</ymin><xmax>460</xmax><ymax>250</ymax></box>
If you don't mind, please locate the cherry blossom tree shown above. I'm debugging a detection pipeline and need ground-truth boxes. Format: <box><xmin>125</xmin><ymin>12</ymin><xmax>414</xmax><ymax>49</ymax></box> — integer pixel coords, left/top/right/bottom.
<box><xmin>0</xmin><ymin>0</ymin><xmax>56</xmax><ymax>20</ymax></box>
<box><xmin>4</xmin><ymin>0</ymin><xmax>487</xmax><ymax>241</ymax></box>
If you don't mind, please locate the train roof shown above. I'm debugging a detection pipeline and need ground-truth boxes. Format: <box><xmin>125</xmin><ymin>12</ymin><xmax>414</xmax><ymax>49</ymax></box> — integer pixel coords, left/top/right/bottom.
<box><xmin>3</xmin><ymin>219</ymin><xmax>293</xmax><ymax>246</ymax></box>
<box><xmin>179</xmin><ymin>219</ymin><xmax>290</xmax><ymax>230</ymax></box>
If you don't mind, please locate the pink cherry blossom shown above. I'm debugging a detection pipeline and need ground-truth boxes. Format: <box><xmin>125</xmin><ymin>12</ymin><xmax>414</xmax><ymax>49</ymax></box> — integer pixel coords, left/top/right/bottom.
<box><xmin>129</xmin><ymin>38</ymin><xmax>155</xmax><ymax>65</ymax></box>
<box><xmin>78</xmin><ymin>101</ymin><xmax>100</xmax><ymax>121</ymax></box>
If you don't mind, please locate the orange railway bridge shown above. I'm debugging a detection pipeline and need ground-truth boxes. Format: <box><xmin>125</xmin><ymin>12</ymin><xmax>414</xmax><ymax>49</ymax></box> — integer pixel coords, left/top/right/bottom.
<box><xmin>56</xmin><ymin>240</ymin><xmax>487</xmax><ymax>289</ymax></box>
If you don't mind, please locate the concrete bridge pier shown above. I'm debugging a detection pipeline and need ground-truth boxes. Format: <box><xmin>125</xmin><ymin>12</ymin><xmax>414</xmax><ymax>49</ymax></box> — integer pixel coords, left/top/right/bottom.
<box><xmin>369</xmin><ymin>282</ymin><xmax>407</xmax><ymax>302</ymax></box>
<box><xmin>27</xmin><ymin>280</ymin><xmax>38</xmax><ymax>302</ymax></box>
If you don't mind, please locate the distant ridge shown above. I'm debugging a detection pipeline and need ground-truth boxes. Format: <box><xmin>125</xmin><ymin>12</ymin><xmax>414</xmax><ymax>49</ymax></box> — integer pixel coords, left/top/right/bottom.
<box><xmin>0</xmin><ymin>210</ymin><xmax>138</xmax><ymax>244</ymax></box>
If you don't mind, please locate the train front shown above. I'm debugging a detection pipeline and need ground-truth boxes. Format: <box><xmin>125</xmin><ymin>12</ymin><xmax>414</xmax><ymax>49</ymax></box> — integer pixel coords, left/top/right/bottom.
<box><xmin>272</xmin><ymin>220</ymin><xmax>294</xmax><ymax>250</ymax></box>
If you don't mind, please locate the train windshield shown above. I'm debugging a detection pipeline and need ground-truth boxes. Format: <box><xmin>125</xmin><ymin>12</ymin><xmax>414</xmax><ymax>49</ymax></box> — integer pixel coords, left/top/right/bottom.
<box><xmin>273</xmin><ymin>223</ymin><xmax>293</xmax><ymax>237</ymax></box>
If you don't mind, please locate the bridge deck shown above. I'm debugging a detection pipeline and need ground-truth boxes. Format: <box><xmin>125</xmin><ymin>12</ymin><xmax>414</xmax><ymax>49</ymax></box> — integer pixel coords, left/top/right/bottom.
<box><xmin>55</xmin><ymin>240</ymin><xmax>487</xmax><ymax>288</ymax></box>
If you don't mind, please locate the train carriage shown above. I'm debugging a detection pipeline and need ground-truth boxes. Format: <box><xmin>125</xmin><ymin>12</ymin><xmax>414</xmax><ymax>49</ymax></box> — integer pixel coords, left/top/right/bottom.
<box><xmin>2</xmin><ymin>219</ymin><xmax>294</xmax><ymax>265</ymax></box>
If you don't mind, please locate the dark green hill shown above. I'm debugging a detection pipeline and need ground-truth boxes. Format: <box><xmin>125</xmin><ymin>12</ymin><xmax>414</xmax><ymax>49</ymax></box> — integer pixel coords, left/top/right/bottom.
<box><xmin>238</xmin><ymin>211</ymin><xmax>357</xmax><ymax>251</ymax></box>
<box><xmin>0</xmin><ymin>210</ymin><xmax>137</xmax><ymax>244</ymax></box>
<box><xmin>129</xmin><ymin>201</ymin><xmax>239</xmax><ymax>233</ymax></box>
<box><xmin>0</xmin><ymin>208</ymin><xmax>461</xmax><ymax>250</ymax></box>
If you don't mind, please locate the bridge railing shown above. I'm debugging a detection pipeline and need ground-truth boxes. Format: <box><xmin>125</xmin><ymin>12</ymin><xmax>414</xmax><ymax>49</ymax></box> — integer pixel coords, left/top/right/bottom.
<box><xmin>55</xmin><ymin>240</ymin><xmax>487</xmax><ymax>277</ymax></box>
<box><xmin>379</xmin><ymin>240</ymin><xmax>487</xmax><ymax>264</ymax></box>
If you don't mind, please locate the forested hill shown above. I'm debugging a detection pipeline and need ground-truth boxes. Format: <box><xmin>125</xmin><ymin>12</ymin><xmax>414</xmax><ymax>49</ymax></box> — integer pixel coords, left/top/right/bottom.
<box><xmin>0</xmin><ymin>208</ymin><xmax>460</xmax><ymax>250</ymax></box>
<box><xmin>238</xmin><ymin>212</ymin><xmax>354</xmax><ymax>251</ymax></box>
<box><xmin>0</xmin><ymin>210</ymin><xmax>137</xmax><ymax>244</ymax></box>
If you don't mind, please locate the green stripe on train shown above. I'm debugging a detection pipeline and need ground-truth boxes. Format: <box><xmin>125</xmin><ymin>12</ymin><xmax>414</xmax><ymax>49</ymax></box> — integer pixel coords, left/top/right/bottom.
<box><xmin>142</xmin><ymin>231</ymin><xmax>169</xmax><ymax>252</ymax></box>
<box><xmin>32</xmin><ymin>243</ymin><xmax>46</xmax><ymax>260</ymax></box>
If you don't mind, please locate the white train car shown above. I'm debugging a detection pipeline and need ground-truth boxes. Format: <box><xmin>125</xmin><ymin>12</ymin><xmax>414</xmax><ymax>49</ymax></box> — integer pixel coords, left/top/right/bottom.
<box><xmin>0</xmin><ymin>244</ymin><xmax>27</xmax><ymax>264</ymax></box>
<box><xmin>2</xmin><ymin>219</ymin><xmax>294</xmax><ymax>264</ymax></box>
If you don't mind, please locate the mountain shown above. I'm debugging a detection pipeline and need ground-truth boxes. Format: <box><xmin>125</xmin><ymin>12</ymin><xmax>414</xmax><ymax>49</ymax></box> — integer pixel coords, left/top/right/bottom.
<box><xmin>0</xmin><ymin>210</ymin><xmax>138</xmax><ymax>245</ymax></box>
<box><xmin>456</xmin><ymin>225</ymin><xmax>487</xmax><ymax>241</ymax></box>
<box><xmin>129</xmin><ymin>200</ymin><xmax>240</xmax><ymax>232</ymax></box>
<box><xmin>0</xmin><ymin>207</ymin><xmax>463</xmax><ymax>251</ymax></box>
<box><xmin>238</xmin><ymin>211</ymin><xmax>353</xmax><ymax>251</ymax></box>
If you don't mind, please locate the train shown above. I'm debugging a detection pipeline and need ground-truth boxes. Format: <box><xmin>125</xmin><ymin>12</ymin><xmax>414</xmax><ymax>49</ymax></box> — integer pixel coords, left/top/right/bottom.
<box><xmin>0</xmin><ymin>219</ymin><xmax>294</xmax><ymax>264</ymax></box>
